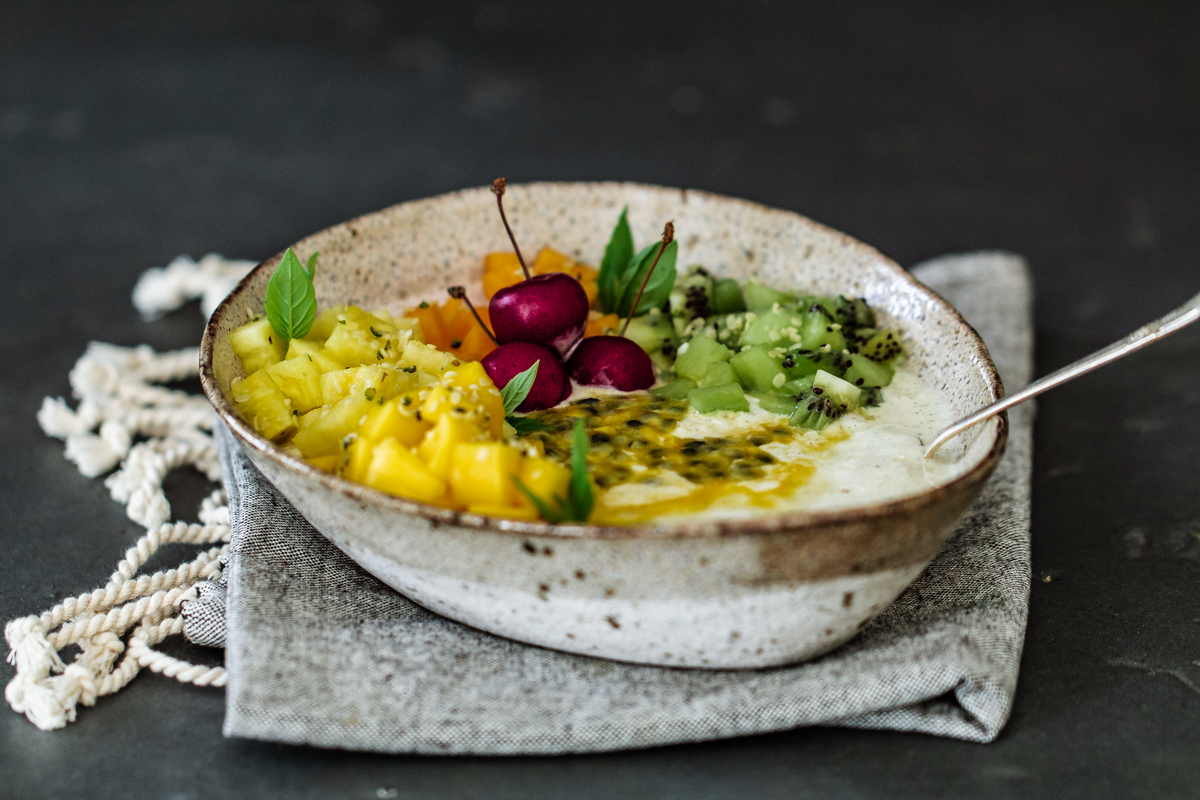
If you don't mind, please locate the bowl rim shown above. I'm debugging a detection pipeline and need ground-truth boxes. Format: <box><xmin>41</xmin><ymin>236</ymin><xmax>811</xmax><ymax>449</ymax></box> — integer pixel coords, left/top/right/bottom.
<box><xmin>200</xmin><ymin>181</ymin><xmax>1008</xmax><ymax>541</ymax></box>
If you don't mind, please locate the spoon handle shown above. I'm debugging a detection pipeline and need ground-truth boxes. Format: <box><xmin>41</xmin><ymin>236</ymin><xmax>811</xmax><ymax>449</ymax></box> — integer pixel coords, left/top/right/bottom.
<box><xmin>923</xmin><ymin>290</ymin><xmax>1200</xmax><ymax>458</ymax></box>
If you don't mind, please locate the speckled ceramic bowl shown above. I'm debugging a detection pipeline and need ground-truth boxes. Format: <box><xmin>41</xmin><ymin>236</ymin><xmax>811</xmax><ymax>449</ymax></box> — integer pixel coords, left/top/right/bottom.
<box><xmin>200</xmin><ymin>182</ymin><xmax>1006</xmax><ymax>669</ymax></box>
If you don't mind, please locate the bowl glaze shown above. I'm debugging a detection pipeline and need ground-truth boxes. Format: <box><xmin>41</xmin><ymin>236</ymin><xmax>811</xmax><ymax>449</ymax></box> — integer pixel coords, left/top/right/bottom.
<box><xmin>200</xmin><ymin>182</ymin><xmax>1006</xmax><ymax>669</ymax></box>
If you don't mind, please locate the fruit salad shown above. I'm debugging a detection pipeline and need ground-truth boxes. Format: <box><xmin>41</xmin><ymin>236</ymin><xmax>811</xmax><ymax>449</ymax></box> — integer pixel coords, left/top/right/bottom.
<box><xmin>227</xmin><ymin>179</ymin><xmax>917</xmax><ymax>525</ymax></box>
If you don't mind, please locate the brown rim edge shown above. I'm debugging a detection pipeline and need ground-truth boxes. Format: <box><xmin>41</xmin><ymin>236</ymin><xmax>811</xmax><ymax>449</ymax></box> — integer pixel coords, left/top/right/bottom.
<box><xmin>200</xmin><ymin>181</ymin><xmax>1009</xmax><ymax>541</ymax></box>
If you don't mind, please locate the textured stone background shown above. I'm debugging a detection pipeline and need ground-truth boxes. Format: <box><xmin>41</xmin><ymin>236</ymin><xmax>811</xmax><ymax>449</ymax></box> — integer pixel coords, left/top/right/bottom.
<box><xmin>1</xmin><ymin>2</ymin><xmax>1198</xmax><ymax>797</ymax></box>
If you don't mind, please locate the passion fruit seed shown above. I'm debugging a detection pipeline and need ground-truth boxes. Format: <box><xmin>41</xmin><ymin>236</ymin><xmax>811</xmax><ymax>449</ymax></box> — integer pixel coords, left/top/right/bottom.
<box><xmin>523</xmin><ymin>393</ymin><xmax>797</xmax><ymax>489</ymax></box>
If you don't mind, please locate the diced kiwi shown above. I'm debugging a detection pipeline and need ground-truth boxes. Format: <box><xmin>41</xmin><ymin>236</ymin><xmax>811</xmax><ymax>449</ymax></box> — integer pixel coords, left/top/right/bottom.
<box><xmin>813</xmin><ymin>369</ymin><xmax>862</xmax><ymax>411</ymax></box>
<box><xmin>673</xmin><ymin>335</ymin><xmax>732</xmax><ymax>382</ymax></box>
<box><xmin>699</xmin><ymin>361</ymin><xmax>739</xmax><ymax>388</ymax></box>
<box><xmin>624</xmin><ymin>311</ymin><xmax>678</xmax><ymax>354</ymax></box>
<box><xmin>743</xmin><ymin>282</ymin><xmax>797</xmax><ymax>311</ymax></box>
<box><xmin>730</xmin><ymin>346</ymin><xmax>785</xmax><ymax>391</ymax></box>
<box><xmin>835</xmin><ymin>295</ymin><xmax>876</xmax><ymax>328</ymax></box>
<box><xmin>688</xmin><ymin>383</ymin><xmax>750</xmax><ymax>414</ymax></box>
<box><xmin>781</xmin><ymin>349</ymin><xmax>851</xmax><ymax>379</ymax></box>
<box><xmin>753</xmin><ymin>392</ymin><xmax>801</xmax><ymax>416</ymax></box>
<box><xmin>711</xmin><ymin>313</ymin><xmax>747</xmax><ymax>349</ymax></box>
<box><xmin>799</xmin><ymin>311</ymin><xmax>848</xmax><ymax>352</ymax></box>
<box><xmin>780</xmin><ymin>375</ymin><xmax>815</xmax><ymax>395</ymax></box>
<box><xmin>669</xmin><ymin>267</ymin><xmax>715</xmax><ymax>321</ymax></box>
<box><xmin>741</xmin><ymin>308</ymin><xmax>804</xmax><ymax>348</ymax></box>
<box><xmin>788</xmin><ymin>370</ymin><xmax>863</xmax><ymax>432</ymax></box>
<box><xmin>843</xmin><ymin>353</ymin><xmax>895</xmax><ymax>388</ymax></box>
<box><xmin>858</xmin><ymin>328</ymin><xmax>904</xmax><ymax>362</ymax></box>
<box><xmin>652</xmin><ymin>376</ymin><xmax>698</xmax><ymax>399</ymax></box>
<box><xmin>712</xmin><ymin>278</ymin><xmax>747</xmax><ymax>314</ymax></box>
<box><xmin>801</xmin><ymin>296</ymin><xmax>838</xmax><ymax>318</ymax></box>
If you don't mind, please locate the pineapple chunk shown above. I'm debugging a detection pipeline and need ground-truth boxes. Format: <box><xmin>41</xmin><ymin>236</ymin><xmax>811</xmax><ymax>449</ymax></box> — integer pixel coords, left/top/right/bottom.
<box><xmin>401</xmin><ymin>340</ymin><xmax>458</xmax><ymax>378</ymax></box>
<box><xmin>363</xmin><ymin>438</ymin><xmax>450</xmax><ymax>505</ymax></box>
<box><xmin>450</xmin><ymin>442</ymin><xmax>523</xmax><ymax>507</ymax></box>
<box><xmin>285</xmin><ymin>339</ymin><xmax>345</xmax><ymax>374</ymax></box>
<box><xmin>291</xmin><ymin>394</ymin><xmax>374</xmax><ymax>457</ymax></box>
<box><xmin>229</xmin><ymin>318</ymin><xmax>287</xmax><ymax>374</ymax></box>
<box><xmin>392</xmin><ymin>316</ymin><xmax>425</xmax><ymax>344</ymax></box>
<box><xmin>323</xmin><ymin>306</ymin><xmax>410</xmax><ymax>367</ymax></box>
<box><xmin>265</xmin><ymin>357</ymin><xmax>325</xmax><ymax>413</ymax></box>
<box><xmin>306</xmin><ymin>305</ymin><xmax>347</xmax><ymax>343</ymax></box>
<box><xmin>417</xmin><ymin>413</ymin><xmax>487</xmax><ymax>478</ymax></box>
<box><xmin>231</xmin><ymin>371</ymin><xmax>296</xmax><ymax>442</ymax></box>
<box><xmin>320</xmin><ymin>364</ymin><xmax>388</xmax><ymax>405</ymax></box>
<box><xmin>379</xmin><ymin>365</ymin><xmax>420</xmax><ymax>398</ymax></box>
<box><xmin>515</xmin><ymin>456</ymin><xmax>572</xmax><ymax>510</ymax></box>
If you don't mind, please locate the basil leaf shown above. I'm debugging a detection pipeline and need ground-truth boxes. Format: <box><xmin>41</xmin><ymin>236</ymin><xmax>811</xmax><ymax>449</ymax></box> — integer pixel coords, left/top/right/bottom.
<box><xmin>568</xmin><ymin>419</ymin><xmax>594</xmax><ymax>521</ymax></box>
<box><xmin>264</xmin><ymin>248</ymin><xmax>318</xmax><ymax>340</ymax></box>
<box><xmin>597</xmin><ymin>207</ymin><xmax>633</xmax><ymax>314</ymax></box>
<box><xmin>512</xmin><ymin>476</ymin><xmax>566</xmax><ymax>523</ymax></box>
<box><xmin>500</xmin><ymin>360</ymin><xmax>540</xmax><ymax>415</ymax></box>
<box><xmin>305</xmin><ymin>251</ymin><xmax>318</xmax><ymax>281</ymax></box>
<box><xmin>616</xmin><ymin>240</ymin><xmax>678</xmax><ymax>317</ymax></box>
<box><xmin>506</xmin><ymin>415</ymin><xmax>551</xmax><ymax>434</ymax></box>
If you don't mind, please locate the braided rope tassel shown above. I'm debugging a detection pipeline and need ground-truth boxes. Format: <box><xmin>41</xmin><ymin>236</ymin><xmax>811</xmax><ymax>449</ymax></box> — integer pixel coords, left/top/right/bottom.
<box><xmin>6</xmin><ymin>255</ymin><xmax>249</xmax><ymax>731</ymax></box>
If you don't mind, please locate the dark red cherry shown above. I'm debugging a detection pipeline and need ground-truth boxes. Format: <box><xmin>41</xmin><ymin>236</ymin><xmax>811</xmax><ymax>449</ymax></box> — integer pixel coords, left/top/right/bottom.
<box><xmin>481</xmin><ymin>341</ymin><xmax>570</xmax><ymax>412</ymax></box>
<box><xmin>489</xmin><ymin>273</ymin><xmax>590</xmax><ymax>358</ymax></box>
<box><xmin>565</xmin><ymin>336</ymin><xmax>656</xmax><ymax>392</ymax></box>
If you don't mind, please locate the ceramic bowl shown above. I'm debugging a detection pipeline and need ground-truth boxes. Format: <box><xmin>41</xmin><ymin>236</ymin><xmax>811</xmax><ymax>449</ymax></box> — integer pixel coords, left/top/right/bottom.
<box><xmin>200</xmin><ymin>182</ymin><xmax>1006</xmax><ymax>669</ymax></box>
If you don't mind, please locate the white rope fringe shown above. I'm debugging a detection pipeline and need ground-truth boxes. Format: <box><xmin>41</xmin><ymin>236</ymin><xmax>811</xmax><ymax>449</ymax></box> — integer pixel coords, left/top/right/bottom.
<box><xmin>6</xmin><ymin>255</ymin><xmax>247</xmax><ymax>731</ymax></box>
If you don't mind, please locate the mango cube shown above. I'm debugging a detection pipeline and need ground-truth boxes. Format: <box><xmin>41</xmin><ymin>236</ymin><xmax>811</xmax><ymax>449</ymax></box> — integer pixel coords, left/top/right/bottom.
<box><xmin>418</xmin><ymin>413</ymin><xmax>487</xmax><ymax>478</ymax></box>
<box><xmin>358</xmin><ymin>397</ymin><xmax>429</xmax><ymax>447</ymax></box>
<box><xmin>466</xmin><ymin>503</ymin><xmax>539</xmax><ymax>521</ymax></box>
<box><xmin>363</xmin><ymin>438</ymin><xmax>450</xmax><ymax>505</ymax></box>
<box><xmin>515</xmin><ymin>456</ymin><xmax>572</xmax><ymax>509</ymax></box>
<box><xmin>229</xmin><ymin>318</ymin><xmax>287</xmax><ymax>374</ymax></box>
<box><xmin>450</xmin><ymin>442</ymin><xmax>523</xmax><ymax>507</ymax></box>
<box><xmin>343</xmin><ymin>436</ymin><xmax>375</xmax><ymax>482</ymax></box>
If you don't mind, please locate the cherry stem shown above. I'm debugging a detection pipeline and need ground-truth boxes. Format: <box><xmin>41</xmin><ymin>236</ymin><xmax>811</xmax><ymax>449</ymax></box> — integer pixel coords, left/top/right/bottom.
<box><xmin>447</xmin><ymin>286</ymin><xmax>499</xmax><ymax>345</ymax></box>
<box><xmin>620</xmin><ymin>221</ymin><xmax>675</xmax><ymax>337</ymax></box>
<box><xmin>491</xmin><ymin>178</ymin><xmax>531</xmax><ymax>281</ymax></box>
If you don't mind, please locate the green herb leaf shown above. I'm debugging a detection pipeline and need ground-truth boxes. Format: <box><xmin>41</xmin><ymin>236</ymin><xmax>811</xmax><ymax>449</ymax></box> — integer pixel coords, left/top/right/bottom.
<box><xmin>597</xmin><ymin>207</ymin><xmax>634</xmax><ymax>314</ymax></box>
<box><xmin>506</xmin><ymin>415</ymin><xmax>552</xmax><ymax>434</ymax></box>
<box><xmin>512</xmin><ymin>476</ymin><xmax>566</xmax><ymax>523</ymax></box>
<box><xmin>264</xmin><ymin>248</ymin><xmax>318</xmax><ymax>340</ymax></box>
<box><xmin>568</xmin><ymin>418</ymin><xmax>594</xmax><ymax>521</ymax></box>
<box><xmin>500</xmin><ymin>360</ymin><xmax>540</xmax><ymax>415</ymax></box>
<box><xmin>305</xmin><ymin>251</ymin><xmax>318</xmax><ymax>281</ymax></box>
<box><xmin>616</xmin><ymin>240</ymin><xmax>678</xmax><ymax>317</ymax></box>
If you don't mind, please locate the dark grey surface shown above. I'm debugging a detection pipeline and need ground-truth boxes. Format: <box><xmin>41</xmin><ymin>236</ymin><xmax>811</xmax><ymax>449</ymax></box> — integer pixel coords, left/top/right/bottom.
<box><xmin>1</xmin><ymin>1</ymin><xmax>1198</xmax><ymax>797</ymax></box>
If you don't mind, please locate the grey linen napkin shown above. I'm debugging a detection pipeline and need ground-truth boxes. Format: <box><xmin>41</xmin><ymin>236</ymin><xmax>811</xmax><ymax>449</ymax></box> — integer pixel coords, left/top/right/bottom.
<box><xmin>183</xmin><ymin>252</ymin><xmax>1034</xmax><ymax>753</ymax></box>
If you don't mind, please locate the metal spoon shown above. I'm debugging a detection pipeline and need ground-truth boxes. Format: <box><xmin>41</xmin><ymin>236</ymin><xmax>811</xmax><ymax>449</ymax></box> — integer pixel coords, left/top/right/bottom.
<box><xmin>923</xmin><ymin>290</ymin><xmax>1200</xmax><ymax>458</ymax></box>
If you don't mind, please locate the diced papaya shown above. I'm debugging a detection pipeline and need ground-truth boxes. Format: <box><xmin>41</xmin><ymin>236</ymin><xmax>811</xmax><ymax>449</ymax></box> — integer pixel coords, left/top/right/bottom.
<box><xmin>285</xmin><ymin>338</ymin><xmax>346</xmax><ymax>374</ymax></box>
<box><xmin>264</xmin><ymin>357</ymin><xmax>325</xmax><ymax>413</ymax></box>
<box><xmin>404</xmin><ymin>303</ymin><xmax>450</xmax><ymax>350</ymax></box>
<box><xmin>484</xmin><ymin>251</ymin><xmax>523</xmax><ymax>275</ymax></box>
<box><xmin>306</xmin><ymin>305</ymin><xmax>347</xmax><ymax>343</ymax></box>
<box><xmin>358</xmin><ymin>397</ymin><xmax>430</xmax><ymax>447</ymax></box>
<box><xmin>323</xmin><ymin>306</ymin><xmax>408</xmax><ymax>367</ymax></box>
<box><xmin>229</xmin><ymin>318</ymin><xmax>287</xmax><ymax>374</ymax></box>
<box><xmin>466</xmin><ymin>503</ymin><xmax>539</xmax><ymax>521</ymax></box>
<box><xmin>363</xmin><ymin>438</ymin><xmax>450</xmax><ymax>505</ymax></box>
<box><xmin>515</xmin><ymin>456</ymin><xmax>572</xmax><ymax>510</ymax></box>
<box><xmin>455</xmin><ymin>318</ymin><xmax>498</xmax><ymax>362</ymax></box>
<box><xmin>291</xmin><ymin>394</ymin><xmax>374</xmax><ymax>457</ymax></box>
<box><xmin>449</xmin><ymin>442</ymin><xmax>523</xmax><ymax>507</ymax></box>
<box><xmin>584</xmin><ymin>311</ymin><xmax>621</xmax><ymax>338</ymax></box>
<box><xmin>230</xmin><ymin>370</ymin><xmax>296</xmax><ymax>442</ymax></box>
<box><xmin>418</xmin><ymin>413</ymin><xmax>487</xmax><ymax>478</ymax></box>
